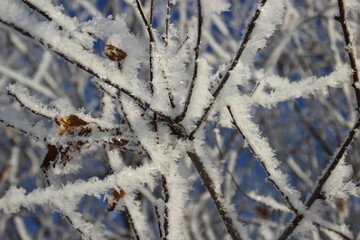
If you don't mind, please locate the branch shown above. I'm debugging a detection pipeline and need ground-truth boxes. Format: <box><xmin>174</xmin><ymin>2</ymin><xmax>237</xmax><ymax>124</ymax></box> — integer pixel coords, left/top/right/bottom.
<box><xmin>164</xmin><ymin>0</ymin><xmax>171</xmax><ymax>46</ymax></box>
<box><xmin>125</xmin><ymin>207</ymin><xmax>140</xmax><ymax>240</ymax></box>
<box><xmin>187</xmin><ymin>151</ymin><xmax>244</xmax><ymax>240</ymax></box>
<box><xmin>22</xmin><ymin>0</ymin><xmax>96</xmax><ymax>46</ymax></box>
<box><xmin>135</xmin><ymin>0</ymin><xmax>156</xmax><ymax>43</ymax></box>
<box><xmin>0</xmin><ymin>118</ymin><xmax>46</xmax><ymax>142</ymax></box>
<box><xmin>313</xmin><ymin>222</ymin><xmax>352</xmax><ymax>240</ymax></box>
<box><xmin>335</xmin><ymin>0</ymin><xmax>360</xmax><ymax>110</ymax></box>
<box><xmin>188</xmin><ymin>0</ymin><xmax>268</xmax><ymax>139</ymax></box>
<box><xmin>0</xmin><ymin>19</ymin><xmax>174</xmax><ymax>123</ymax></box>
<box><xmin>174</xmin><ymin>0</ymin><xmax>203</xmax><ymax>122</ymax></box>
<box><xmin>226</xmin><ymin>106</ymin><xmax>299</xmax><ymax>215</ymax></box>
<box><xmin>7</xmin><ymin>92</ymin><xmax>54</xmax><ymax>120</ymax></box>
<box><xmin>161</xmin><ymin>175</ymin><xmax>170</xmax><ymax>239</ymax></box>
<box><xmin>22</xmin><ymin>0</ymin><xmax>52</xmax><ymax>21</ymax></box>
<box><xmin>278</xmin><ymin>116</ymin><xmax>360</xmax><ymax>240</ymax></box>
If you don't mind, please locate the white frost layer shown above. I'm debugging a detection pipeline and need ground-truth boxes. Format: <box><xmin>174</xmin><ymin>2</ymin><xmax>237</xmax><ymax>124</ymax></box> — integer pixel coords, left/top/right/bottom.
<box><xmin>241</xmin><ymin>0</ymin><xmax>285</xmax><ymax>66</ymax></box>
<box><xmin>247</xmin><ymin>64</ymin><xmax>351</xmax><ymax>108</ymax></box>
<box><xmin>247</xmin><ymin>191</ymin><xmax>291</xmax><ymax>213</ymax></box>
<box><xmin>0</xmin><ymin>162</ymin><xmax>158</xmax><ymax>215</ymax></box>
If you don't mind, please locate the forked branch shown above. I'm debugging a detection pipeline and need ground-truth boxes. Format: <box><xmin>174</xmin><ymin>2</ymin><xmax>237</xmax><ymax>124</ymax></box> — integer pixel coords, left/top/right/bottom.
<box><xmin>278</xmin><ymin>116</ymin><xmax>360</xmax><ymax>240</ymax></box>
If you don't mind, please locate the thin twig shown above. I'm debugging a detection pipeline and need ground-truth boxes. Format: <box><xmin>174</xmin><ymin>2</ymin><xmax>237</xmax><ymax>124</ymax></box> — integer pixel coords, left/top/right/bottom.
<box><xmin>22</xmin><ymin>0</ymin><xmax>52</xmax><ymax>21</ymax></box>
<box><xmin>226</xmin><ymin>106</ymin><xmax>299</xmax><ymax>215</ymax></box>
<box><xmin>7</xmin><ymin>92</ymin><xmax>53</xmax><ymax>120</ymax></box>
<box><xmin>134</xmin><ymin>0</ymin><xmax>156</xmax><ymax>94</ymax></box>
<box><xmin>0</xmin><ymin>119</ymin><xmax>45</xmax><ymax>142</ymax></box>
<box><xmin>22</xmin><ymin>0</ymin><xmax>96</xmax><ymax>45</ymax></box>
<box><xmin>174</xmin><ymin>0</ymin><xmax>203</xmax><ymax>122</ymax></box>
<box><xmin>150</xmin><ymin>0</ymin><xmax>155</xmax><ymax>26</ymax></box>
<box><xmin>134</xmin><ymin>0</ymin><xmax>156</xmax><ymax>43</ymax></box>
<box><xmin>161</xmin><ymin>175</ymin><xmax>170</xmax><ymax>240</ymax></box>
<box><xmin>188</xmin><ymin>0</ymin><xmax>268</xmax><ymax>139</ymax></box>
<box><xmin>0</xmin><ymin>19</ymin><xmax>174</xmax><ymax>123</ymax></box>
<box><xmin>154</xmin><ymin>205</ymin><xmax>164</xmax><ymax>239</ymax></box>
<box><xmin>278</xmin><ymin>116</ymin><xmax>360</xmax><ymax>240</ymax></box>
<box><xmin>313</xmin><ymin>222</ymin><xmax>353</xmax><ymax>240</ymax></box>
<box><xmin>175</xmin><ymin>36</ymin><xmax>189</xmax><ymax>54</ymax></box>
<box><xmin>187</xmin><ymin>151</ymin><xmax>243</xmax><ymax>240</ymax></box>
<box><xmin>125</xmin><ymin>207</ymin><xmax>140</xmax><ymax>240</ymax></box>
<box><xmin>335</xmin><ymin>0</ymin><xmax>360</xmax><ymax>110</ymax></box>
<box><xmin>164</xmin><ymin>0</ymin><xmax>171</xmax><ymax>46</ymax></box>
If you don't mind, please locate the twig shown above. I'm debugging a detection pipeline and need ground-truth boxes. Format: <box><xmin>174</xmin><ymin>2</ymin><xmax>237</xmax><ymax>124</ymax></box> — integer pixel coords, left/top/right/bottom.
<box><xmin>0</xmin><ymin>118</ymin><xmax>46</xmax><ymax>142</ymax></box>
<box><xmin>188</xmin><ymin>0</ymin><xmax>268</xmax><ymax>139</ymax></box>
<box><xmin>154</xmin><ymin>205</ymin><xmax>164</xmax><ymax>239</ymax></box>
<box><xmin>335</xmin><ymin>0</ymin><xmax>360</xmax><ymax>110</ymax></box>
<box><xmin>313</xmin><ymin>222</ymin><xmax>353</xmax><ymax>240</ymax></box>
<box><xmin>125</xmin><ymin>207</ymin><xmax>140</xmax><ymax>240</ymax></box>
<box><xmin>22</xmin><ymin>0</ymin><xmax>96</xmax><ymax>46</ymax></box>
<box><xmin>175</xmin><ymin>36</ymin><xmax>189</xmax><ymax>54</ymax></box>
<box><xmin>7</xmin><ymin>92</ymin><xmax>53</xmax><ymax>120</ymax></box>
<box><xmin>22</xmin><ymin>0</ymin><xmax>52</xmax><ymax>21</ymax></box>
<box><xmin>0</xmin><ymin>18</ymin><xmax>175</xmax><ymax>123</ymax></box>
<box><xmin>150</xmin><ymin>0</ymin><xmax>155</xmax><ymax>26</ymax></box>
<box><xmin>278</xmin><ymin>116</ymin><xmax>360</xmax><ymax>240</ymax></box>
<box><xmin>174</xmin><ymin>0</ymin><xmax>203</xmax><ymax>122</ymax></box>
<box><xmin>164</xmin><ymin>0</ymin><xmax>171</xmax><ymax>46</ymax></box>
<box><xmin>135</xmin><ymin>0</ymin><xmax>156</xmax><ymax>43</ymax></box>
<box><xmin>226</xmin><ymin>106</ymin><xmax>299</xmax><ymax>215</ymax></box>
<box><xmin>161</xmin><ymin>175</ymin><xmax>170</xmax><ymax>239</ymax></box>
<box><xmin>187</xmin><ymin>151</ymin><xmax>243</xmax><ymax>240</ymax></box>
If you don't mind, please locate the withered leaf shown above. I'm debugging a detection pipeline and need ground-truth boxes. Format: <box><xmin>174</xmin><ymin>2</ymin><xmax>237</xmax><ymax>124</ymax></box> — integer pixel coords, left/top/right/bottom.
<box><xmin>109</xmin><ymin>139</ymin><xmax>129</xmax><ymax>150</ymax></box>
<box><xmin>104</xmin><ymin>44</ymin><xmax>127</xmax><ymax>62</ymax></box>
<box><xmin>55</xmin><ymin>115</ymin><xmax>88</xmax><ymax>135</ymax></box>
<box><xmin>41</xmin><ymin>144</ymin><xmax>58</xmax><ymax>173</ymax></box>
<box><xmin>106</xmin><ymin>189</ymin><xmax>126</xmax><ymax>211</ymax></box>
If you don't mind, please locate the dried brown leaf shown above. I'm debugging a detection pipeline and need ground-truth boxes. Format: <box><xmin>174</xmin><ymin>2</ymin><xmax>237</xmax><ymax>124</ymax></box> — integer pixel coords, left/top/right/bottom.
<box><xmin>104</xmin><ymin>44</ymin><xmax>127</xmax><ymax>62</ymax></box>
<box><xmin>106</xmin><ymin>189</ymin><xmax>126</xmax><ymax>211</ymax></box>
<box><xmin>41</xmin><ymin>144</ymin><xmax>58</xmax><ymax>172</ymax></box>
<box><xmin>55</xmin><ymin>115</ymin><xmax>88</xmax><ymax>135</ymax></box>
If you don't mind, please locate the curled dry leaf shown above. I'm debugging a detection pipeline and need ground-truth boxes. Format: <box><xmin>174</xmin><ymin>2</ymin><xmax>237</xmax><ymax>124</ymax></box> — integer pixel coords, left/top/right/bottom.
<box><xmin>106</xmin><ymin>189</ymin><xmax>126</xmax><ymax>211</ymax></box>
<box><xmin>55</xmin><ymin>115</ymin><xmax>89</xmax><ymax>135</ymax></box>
<box><xmin>104</xmin><ymin>44</ymin><xmax>127</xmax><ymax>62</ymax></box>
<box><xmin>41</xmin><ymin>144</ymin><xmax>58</xmax><ymax>173</ymax></box>
<box><xmin>108</xmin><ymin>138</ymin><xmax>129</xmax><ymax>150</ymax></box>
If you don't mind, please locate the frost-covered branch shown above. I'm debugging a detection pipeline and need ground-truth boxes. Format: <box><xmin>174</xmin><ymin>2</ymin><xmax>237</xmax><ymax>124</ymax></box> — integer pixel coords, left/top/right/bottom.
<box><xmin>188</xmin><ymin>0</ymin><xmax>269</xmax><ymax>139</ymax></box>
<box><xmin>278</xmin><ymin>116</ymin><xmax>360</xmax><ymax>240</ymax></box>
<box><xmin>175</xmin><ymin>0</ymin><xmax>203</xmax><ymax>122</ymax></box>
<box><xmin>187</xmin><ymin>150</ymin><xmax>246</xmax><ymax>240</ymax></box>
<box><xmin>335</xmin><ymin>0</ymin><xmax>360</xmax><ymax>110</ymax></box>
<box><xmin>0</xmin><ymin>0</ymin><xmax>359</xmax><ymax>239</ymax></box>
<box><xmin>227</xmin><ymin>106</ymin><xmax>301</xmax><ymax>214</ymax></box>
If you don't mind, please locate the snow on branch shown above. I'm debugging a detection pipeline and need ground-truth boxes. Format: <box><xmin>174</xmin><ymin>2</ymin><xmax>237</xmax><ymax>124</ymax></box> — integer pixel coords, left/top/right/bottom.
<box><xmin>278</xmin><ymin>116</ymin><xmax>360</xmax><ymax>239</ymax></box>
<box><xmin>0</xmin><ymin>0</ymin><xmax>166</xmax><ymax>117</ymax></box>
<box><xmin>248</xmin><ymin>64</ymin><xmax>352</xmax><ymax>108</ymax></box>
<box><xmin>0</xmin><ymin>162</ymin><xmax>158</xmax><ymax>215</ymax></box>
<box><xmin>188</xmin><ymin>0</ymin><xmax>285</xmax><ymax>139</ymax></box>
<box><xmin>227</xmin><ymin>105</ymin><xmax>303</xmax><ymax>213</ymax></box>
